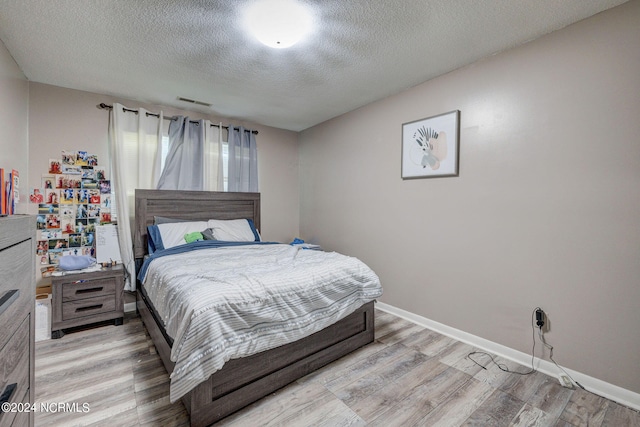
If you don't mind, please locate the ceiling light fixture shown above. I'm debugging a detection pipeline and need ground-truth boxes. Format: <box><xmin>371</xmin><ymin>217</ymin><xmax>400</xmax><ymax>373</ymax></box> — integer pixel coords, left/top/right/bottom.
<box><xmin>244</xmin><ymin>0</ymin><xmax>313</xmax><ymax>49</ymax></box>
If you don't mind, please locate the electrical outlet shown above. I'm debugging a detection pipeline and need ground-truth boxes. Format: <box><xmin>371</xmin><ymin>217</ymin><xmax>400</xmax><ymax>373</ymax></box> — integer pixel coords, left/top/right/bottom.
<box><xmin>558</xmin><ymin>374</ymin><xmax>573</xmax><ymax>388</ymax></box>
<box><xmin>535</xmin><ymin>308</ymin><xmax>545</xmax><ymax>329</ymax></box>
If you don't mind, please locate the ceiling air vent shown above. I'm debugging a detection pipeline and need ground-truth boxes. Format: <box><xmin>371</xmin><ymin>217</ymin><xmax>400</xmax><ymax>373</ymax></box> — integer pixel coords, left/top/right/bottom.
<box><xmin>177</xmin><ymin>97</ymin><xmax>212</xmax><ymax>107</ymax></box>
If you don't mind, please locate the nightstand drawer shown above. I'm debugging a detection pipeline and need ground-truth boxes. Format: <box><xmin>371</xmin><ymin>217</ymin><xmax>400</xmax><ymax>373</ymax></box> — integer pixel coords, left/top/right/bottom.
<box><xmin>0</xmin><ymin>317</ymin><xmax>29</xmax><ymax>427</ymax></box>
<box><xmin>62</xmin><ymin>279</ymin><xmax>116</xmax><ymax>302</ymax></box>
<box><xmin>62</xmin><ymin>295</ymin><xmax>116</xmax><ymax>321</ymax></box>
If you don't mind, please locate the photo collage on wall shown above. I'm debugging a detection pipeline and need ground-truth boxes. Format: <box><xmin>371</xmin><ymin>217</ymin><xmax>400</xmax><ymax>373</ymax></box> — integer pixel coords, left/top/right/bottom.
<box><xmin>32</xmin><ymin>150</ymin><xmax>112</xmax><ymax>277</ymax></box>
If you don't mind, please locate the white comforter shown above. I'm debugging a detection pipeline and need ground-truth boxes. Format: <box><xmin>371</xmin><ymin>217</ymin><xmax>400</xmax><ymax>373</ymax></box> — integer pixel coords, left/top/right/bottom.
<box><xmin>142</xmin><ymin>244</ymin><xmax>382</xmax><ymax>402</ymax></box>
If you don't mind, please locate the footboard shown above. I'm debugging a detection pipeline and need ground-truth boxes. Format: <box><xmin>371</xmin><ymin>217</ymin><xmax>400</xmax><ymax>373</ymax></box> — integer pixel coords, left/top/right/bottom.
<box><xmin>137</xmin><ymin>290</ymin><xmax>375</xmax><ymax>426</ymax></box>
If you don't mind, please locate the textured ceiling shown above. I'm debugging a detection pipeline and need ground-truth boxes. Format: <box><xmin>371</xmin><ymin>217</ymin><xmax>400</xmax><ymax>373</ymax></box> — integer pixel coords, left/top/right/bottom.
<box><xmin>0</xmin><ymin>0</ymin><xmax>627</xmax><ymax>131</ymax></box>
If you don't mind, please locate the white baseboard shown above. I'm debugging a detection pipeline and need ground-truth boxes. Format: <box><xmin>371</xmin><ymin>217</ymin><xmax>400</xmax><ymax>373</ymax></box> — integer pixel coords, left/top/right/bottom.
<box><xmin>376</xmin><ymin>302</ymin><xmax>640</xmax><ymax>411</ymax></box>
<box><xmin>124</xmin><ymin>302</ymin><xmax>136</xmax><ymax>313</ymax></box>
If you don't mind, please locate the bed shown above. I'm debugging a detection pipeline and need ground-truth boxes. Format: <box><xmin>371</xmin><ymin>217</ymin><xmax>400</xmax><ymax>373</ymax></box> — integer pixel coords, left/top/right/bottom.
<box><xmin>134</xmin><ymin>189</ymin><xmax>380</xmax><ymax>426</ymax></box>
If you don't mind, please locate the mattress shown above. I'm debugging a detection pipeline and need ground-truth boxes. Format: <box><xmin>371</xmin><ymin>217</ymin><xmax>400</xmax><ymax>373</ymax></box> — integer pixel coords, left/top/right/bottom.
<box><xmin>139</xmin><ymin>242</ymin><xmax>383</xmax><ymax>402</ymax></box>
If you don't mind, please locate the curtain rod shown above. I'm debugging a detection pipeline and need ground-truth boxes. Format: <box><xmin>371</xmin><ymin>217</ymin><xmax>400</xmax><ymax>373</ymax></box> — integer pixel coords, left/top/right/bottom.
<box><xmin>98</xmin><ymin>103</ymin><xmax>258</xmax><ymax>135</ymax></box>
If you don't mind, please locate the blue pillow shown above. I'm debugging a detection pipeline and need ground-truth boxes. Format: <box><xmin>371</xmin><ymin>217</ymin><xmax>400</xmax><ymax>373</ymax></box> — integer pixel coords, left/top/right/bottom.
<box><xmin>59</xmin><ymin>255</ymin><xmax>96</xmax><ymax>271</ymax></box>
<box><xmin>246</xmin><ymin>219</ymin><xmax>261</xmax><ymax>242</ymax></box>
<box><xmin>147</xmin><ymin>225</ymin><xmax>165</xmax><ymax>253</ymax></box>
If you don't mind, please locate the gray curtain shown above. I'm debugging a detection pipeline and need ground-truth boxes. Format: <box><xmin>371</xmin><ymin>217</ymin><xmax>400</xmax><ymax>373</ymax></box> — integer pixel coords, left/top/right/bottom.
<box><xmin>157</xmin><ymin>116</ymin><xmax>205</xmax><ymax>190</ymax></box>
<box><xmin>227</xmin><ymin>125</ymin><xmax>258</xmax><ymax>192</ymax></box>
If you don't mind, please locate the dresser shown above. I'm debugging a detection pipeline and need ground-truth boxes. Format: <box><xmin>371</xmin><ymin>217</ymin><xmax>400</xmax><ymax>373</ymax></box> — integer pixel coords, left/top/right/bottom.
<box><xmin>51</xmin><ymin>265</ymin><xmax>124</xmax><ymax>339</ymax></box>
<box><xmin>0</xmin><ymin>216</ymin><xmax>35</xmax><ymax>427</ymax></box>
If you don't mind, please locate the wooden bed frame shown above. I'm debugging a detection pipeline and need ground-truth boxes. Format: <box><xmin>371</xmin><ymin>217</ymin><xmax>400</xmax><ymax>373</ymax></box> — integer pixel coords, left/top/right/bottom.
<box><xmin>134</xmin><ymin>189</ymin><xmax>375</xmax><ymax>426</ymax></box>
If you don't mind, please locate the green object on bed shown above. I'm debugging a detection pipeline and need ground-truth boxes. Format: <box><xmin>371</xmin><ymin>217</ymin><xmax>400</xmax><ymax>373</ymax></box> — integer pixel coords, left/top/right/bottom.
<box><xmin>184</xmin><ymin>231</ymin><xmax>204</xmax><ymax>243</ymax></box>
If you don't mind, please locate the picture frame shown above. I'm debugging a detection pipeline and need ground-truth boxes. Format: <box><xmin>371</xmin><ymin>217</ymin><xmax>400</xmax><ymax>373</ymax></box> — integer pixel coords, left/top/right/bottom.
<box><xmin>401</xmin><ymin>110</ymin><xmax>460</xmax><ymax>179</ymax></box>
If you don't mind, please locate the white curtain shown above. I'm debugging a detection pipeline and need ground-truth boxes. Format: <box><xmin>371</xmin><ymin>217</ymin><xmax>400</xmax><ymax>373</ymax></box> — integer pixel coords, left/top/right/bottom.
<box><xmin>227</xmin><ymin>125</ymin><xmax>258</xmax><ymax>192</ymax></box>
<box><xmin>108</xmin><ymin>103</ymin><xmax>163</xmax><ymax>291</ymax></box>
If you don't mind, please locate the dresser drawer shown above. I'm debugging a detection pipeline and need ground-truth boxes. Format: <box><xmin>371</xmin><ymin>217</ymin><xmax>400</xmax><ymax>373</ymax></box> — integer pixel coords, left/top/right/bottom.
<box><xmin>62</xmin><ymin>278</ymin><xmax>116</xmax><ymax>302</ymax></box>
<box><xmin>62</xmin><ymin>295</ymin><xmax>116</xmax><ymax>321</ymax></box>
<box><xmin>0</xmin><ymin>317</ymin><xmax>30</xmax><ymax>427</ymax></box>
<box><xmin>0</xmin><ymin>241</ymin><xmax>33</xmax><ymax>347</ymax></box>
<box><xmin>8</xmin><ymin>394</ymin><xmax>30</xmax><ymax>427</ymax></box>
<box><xmin>4</xmin><ymin>387</ymin><xmax>29</xmax><ymax>427</ymax></box>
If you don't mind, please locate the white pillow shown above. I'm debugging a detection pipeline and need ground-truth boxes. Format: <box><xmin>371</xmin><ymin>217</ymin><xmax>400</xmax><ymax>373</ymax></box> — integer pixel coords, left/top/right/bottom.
<box><xmin>207</xmin><ymin>219</ymin><xmax>260</xmax><ymax>242</ymax></box>
<box><xmin>157</xmin><ymin>221</ymin><xmax>208</xmax><ymax>249</ymax></box>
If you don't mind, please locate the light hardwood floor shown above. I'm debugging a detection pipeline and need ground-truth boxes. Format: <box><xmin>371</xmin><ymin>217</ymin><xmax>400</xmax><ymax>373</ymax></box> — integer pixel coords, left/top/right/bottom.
<box><xmin>35</xmin><ymin>310</ymin><xmax>640</xmax><ymax>426</ymax></box>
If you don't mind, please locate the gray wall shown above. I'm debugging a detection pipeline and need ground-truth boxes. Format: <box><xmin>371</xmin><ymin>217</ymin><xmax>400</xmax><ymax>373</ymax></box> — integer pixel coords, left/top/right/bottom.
<box><xmin>299</xmin><ymin>1</ymin><xmax>640</xmax><ymax>394</ymax></box>
<box><xmin>0</xmin><ymin>39</ymin><xmax>29</xmax><ymax>213</ymax></box>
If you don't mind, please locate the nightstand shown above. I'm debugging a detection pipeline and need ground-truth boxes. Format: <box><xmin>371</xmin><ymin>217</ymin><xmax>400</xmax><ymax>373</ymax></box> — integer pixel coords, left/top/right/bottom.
<box><xmin>51</xmin><ymin>264</ymin><xmax>124</xmax><ymax>339</ymax></box>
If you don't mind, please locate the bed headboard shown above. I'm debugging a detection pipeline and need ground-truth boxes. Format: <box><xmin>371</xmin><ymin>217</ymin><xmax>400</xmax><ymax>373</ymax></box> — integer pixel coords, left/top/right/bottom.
<box><xmin>134</xmin><ymin>189</ymin><xmax>260</xmax><ymax>259</ymax></box>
